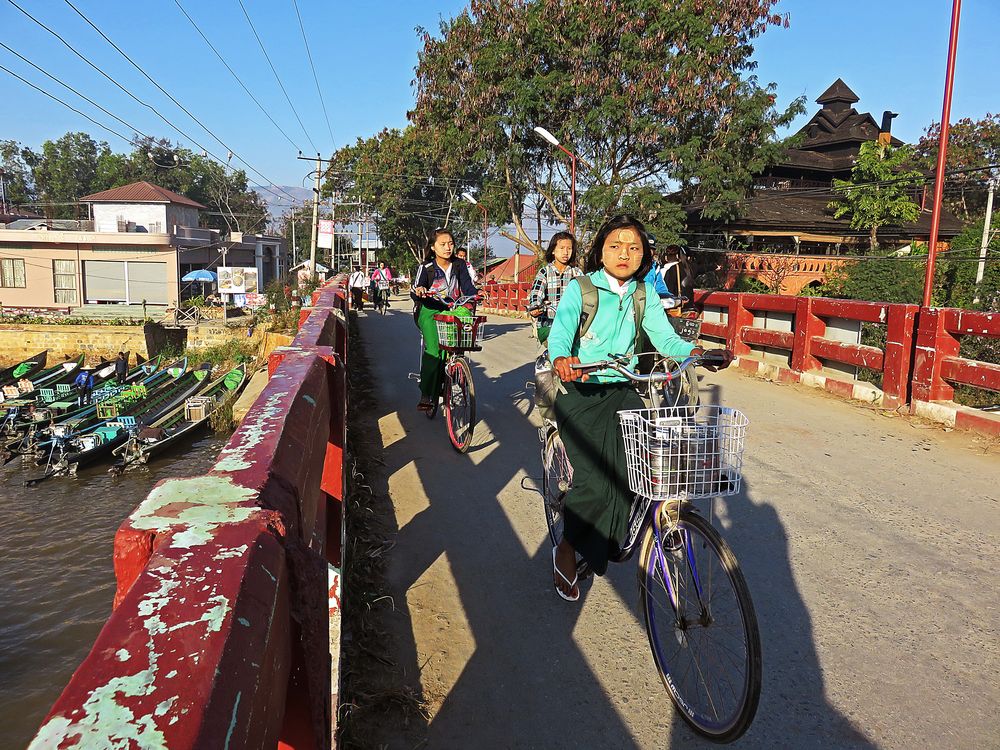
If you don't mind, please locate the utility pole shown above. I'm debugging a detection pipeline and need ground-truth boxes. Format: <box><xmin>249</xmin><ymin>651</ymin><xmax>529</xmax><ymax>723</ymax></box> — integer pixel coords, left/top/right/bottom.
<box><xmin>974</xmin><ymin>177</ymin><xmax>996</xmax><ymax>305</ymax></box>
<box><xmin>296</xmin><ymin>152</ymin><xmax>333</xmax><ymax>284</ymax></box>
<box><xmin>358</xmin><ymin>209</ymin><xmax>364</xmax><ymax>272</ymax></box>
<box><xmin>309</xmin><ymin>153</ymin><xmax>321</xmax><ymax>282</ymax></box>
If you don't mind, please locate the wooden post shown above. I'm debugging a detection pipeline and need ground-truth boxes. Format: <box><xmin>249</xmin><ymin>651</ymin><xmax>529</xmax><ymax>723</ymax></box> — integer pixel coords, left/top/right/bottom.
<box><xmin>911</xmin><ymin>307</ymin><xmax>959</xmax><ymax>404</ymax></box>
<box><xmin>882</xmin><ymin>303</ymin><xmax>919</xmax><ymax>409</ymax></box>
<box><xmin>727</xmin><ymin>294</ymin><xmax>753</xmax><ymax>356</ymax></box>
<box><xmin>791</xmin><ymin>296</ymin><xmax>825</xmax><ymax>372</ymax></box>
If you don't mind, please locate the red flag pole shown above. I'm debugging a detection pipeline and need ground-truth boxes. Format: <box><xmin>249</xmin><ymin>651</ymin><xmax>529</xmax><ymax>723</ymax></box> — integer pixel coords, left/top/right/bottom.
<box><xmin>921</xmin><ymin>0</ymin><xmax>962</xmax><ymax>309</ymax></box>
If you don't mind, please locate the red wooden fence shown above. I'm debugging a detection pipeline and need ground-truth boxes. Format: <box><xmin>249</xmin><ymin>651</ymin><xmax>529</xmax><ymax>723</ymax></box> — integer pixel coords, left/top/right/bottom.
<box><xmin>483</xmin><ymin>281</ymin><xmax>998</xmax><ymax>412</ymax></box>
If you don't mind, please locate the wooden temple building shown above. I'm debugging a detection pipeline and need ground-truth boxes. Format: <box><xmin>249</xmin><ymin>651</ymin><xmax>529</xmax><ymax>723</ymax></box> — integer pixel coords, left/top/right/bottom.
<box><xmin>685</xmin><ymin>78</ymin><xmax>963</xmax><ymax>258</ymax></box>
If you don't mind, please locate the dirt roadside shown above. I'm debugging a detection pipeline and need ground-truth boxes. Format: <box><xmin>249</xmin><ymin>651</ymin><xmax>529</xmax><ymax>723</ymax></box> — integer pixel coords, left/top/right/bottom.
<box><xmin>338</xmin><ymin>314</ymin><xmax>427</xmax><ymax>749</ymax></box>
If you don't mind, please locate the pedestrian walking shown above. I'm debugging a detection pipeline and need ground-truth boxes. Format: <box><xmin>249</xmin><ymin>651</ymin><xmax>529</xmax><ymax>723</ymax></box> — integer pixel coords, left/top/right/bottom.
<box><xmin>114</xmin><ymin>351</ymin><xmax>128</xmax><ymax>385</ymax></box>
<box><xmin>349</xmin><ymin>266</ymin><xmax>368</xmax><ymax>310</ymax></box>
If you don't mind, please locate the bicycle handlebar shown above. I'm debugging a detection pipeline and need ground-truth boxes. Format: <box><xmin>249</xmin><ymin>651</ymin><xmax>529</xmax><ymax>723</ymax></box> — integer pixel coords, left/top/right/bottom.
<box><xmin>419</xmin><ymin>289</ymin><xmax>480</xmax><ymax>309</ymax></box>
<box><xmin>568</xmin><ymin>350</ymin><xmax>728</xmax><ymax>382</ymax></box>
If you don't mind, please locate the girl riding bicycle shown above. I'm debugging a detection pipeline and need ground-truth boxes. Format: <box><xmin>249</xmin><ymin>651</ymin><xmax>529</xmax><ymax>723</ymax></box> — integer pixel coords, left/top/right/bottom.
<box><xmin>370</xmin><ymin>262</ymin><xmax>393</xmax><ymax>312</ymax></box>
<box><xmin>547</xmin><ymin>214</ymin><xmax>730</xmax><ymax>600</ymax></box>
<box><xmin>526</xmin><ymin>231</ymin><xmax>582</xmax><ymax>345</ymax></box>
<box><xmin>411</xmin><ymin>228</ymin><xmax>478</xmax><ymax>412</ymax></box>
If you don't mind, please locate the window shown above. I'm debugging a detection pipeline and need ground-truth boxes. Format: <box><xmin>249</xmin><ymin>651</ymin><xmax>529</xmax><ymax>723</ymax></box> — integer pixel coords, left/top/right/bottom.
<box><xmin>0</xmin><ymin>258</ymin><xmax>26</xmax><ymax>288</ymax></box>
<box><xmin>53</xmin><ymin>259</ymin><xmax>77</xmax><ymax>304</ymax></box>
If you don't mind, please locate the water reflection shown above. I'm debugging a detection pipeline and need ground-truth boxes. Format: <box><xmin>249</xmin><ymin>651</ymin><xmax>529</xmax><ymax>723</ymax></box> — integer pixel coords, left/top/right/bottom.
<box><xmin>0</xmin><ymin>433</ymin><xmax>228</xmax><ymax>749</ymax></box>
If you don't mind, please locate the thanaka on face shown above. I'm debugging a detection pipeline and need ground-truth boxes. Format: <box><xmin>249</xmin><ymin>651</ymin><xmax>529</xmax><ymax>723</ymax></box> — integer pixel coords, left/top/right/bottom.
<box><xmin>601</xmin><ymin>228</ymin><xmax>643</xmax><ymax>281</ymax></box>
<box><xmin>553</xmin><ymin>239</ymin><xmax>574</xmax><ymax>269</ymax></box>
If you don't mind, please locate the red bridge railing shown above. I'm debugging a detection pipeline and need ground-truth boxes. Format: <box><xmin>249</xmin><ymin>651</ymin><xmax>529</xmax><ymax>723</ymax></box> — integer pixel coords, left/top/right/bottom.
<box><xmin>30</xmin><ymin>276</ymin><xmax>350</xmax><ymax>749</ymax></box>
<box><xmin>484</xmin><ymin>281</ymin><xmax>998</xmax><ymax>430</ymax></box>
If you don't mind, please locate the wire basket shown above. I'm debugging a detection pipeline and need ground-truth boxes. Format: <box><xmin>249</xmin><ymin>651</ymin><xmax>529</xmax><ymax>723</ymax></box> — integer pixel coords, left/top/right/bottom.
<box><xmin>433</xmin><ymin>314</ymin><xmax>486</xmax><ymax>351</ymax></box>
<box><xmin>618</xmin><ymin>405</ymin><xmax>748</xmax><ymax>500</ymax></box>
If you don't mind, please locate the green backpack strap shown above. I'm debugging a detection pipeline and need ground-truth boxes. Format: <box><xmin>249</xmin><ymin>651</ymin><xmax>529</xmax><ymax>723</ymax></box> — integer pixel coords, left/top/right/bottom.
<box><xmin>576</xmin><ymin>275</ymin><xmax>647</xmax><ymax>356</ymax></box>
<box><xmin>576</xmin><ymin>276</ymin><xmax>599</xmax><ymax>340</ymax></box>
<box><xmin>632</xmin><ymin>281</ymin><xmax>646</xmax><ymax>356</ymax></box>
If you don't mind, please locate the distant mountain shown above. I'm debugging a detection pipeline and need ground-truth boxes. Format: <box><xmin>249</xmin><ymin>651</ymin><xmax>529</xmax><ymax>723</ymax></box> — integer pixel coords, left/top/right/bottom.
<box><xmin>255</xmin><ymin>185</ymin><xmax>313</xmax><ymax>220</ymax></box>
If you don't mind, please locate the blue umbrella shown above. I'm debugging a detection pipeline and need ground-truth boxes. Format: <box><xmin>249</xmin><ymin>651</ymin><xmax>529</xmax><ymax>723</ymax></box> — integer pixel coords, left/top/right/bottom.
<box><xmin>181</xmin><ymin>269</ymin><xmax>218</xmax><ymax>301</ymax></box>
<box><xmin>181</xmin><ymin>269</ymin><xmax>217</xmax><ymax>282</ymax></box>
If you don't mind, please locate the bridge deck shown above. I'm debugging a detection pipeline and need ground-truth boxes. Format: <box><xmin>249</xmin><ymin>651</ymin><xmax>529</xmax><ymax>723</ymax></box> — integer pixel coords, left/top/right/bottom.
<box><xmin>357</xmin><ymin>301</ymin><xmax>998</xmax><ymax>749</ymax></box>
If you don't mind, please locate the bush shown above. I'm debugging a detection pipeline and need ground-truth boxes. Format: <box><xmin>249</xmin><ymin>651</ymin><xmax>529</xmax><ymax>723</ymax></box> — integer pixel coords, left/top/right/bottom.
<box><xmin>191</xmin><ymin>339</ymin><xmax>257</xmax><ymax>367</ymax></box>
<box><xmin>731</xmin><ymin>275</ymin><xmax>771</xmax><ymax>294</ymax></box>
<box><xmin>265</xmin><ymin>278</ymin><xmax>292</xmax><ymax>313</ymax></box>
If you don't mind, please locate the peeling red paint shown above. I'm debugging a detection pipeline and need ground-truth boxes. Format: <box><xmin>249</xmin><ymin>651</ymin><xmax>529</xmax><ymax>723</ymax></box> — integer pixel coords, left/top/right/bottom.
<box><xmin>30</xmin><ymin>276</ymin><xmax>351</xmax><ymax>750</ymax></box>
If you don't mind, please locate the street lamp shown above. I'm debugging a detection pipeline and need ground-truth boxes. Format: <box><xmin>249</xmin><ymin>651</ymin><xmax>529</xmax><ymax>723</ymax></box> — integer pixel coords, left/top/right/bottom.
<box><xmin>533</xmin><ymin>125</ymin><xmax>582</xmax><ymax>234</ymax></box>
<box><xmin>462</xmin><ymin>192</ymin><xmax>488</xmax><ymax>280</ymax></box>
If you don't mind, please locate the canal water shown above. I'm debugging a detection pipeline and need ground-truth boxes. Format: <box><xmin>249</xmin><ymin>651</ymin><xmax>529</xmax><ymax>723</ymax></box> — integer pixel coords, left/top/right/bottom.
<box><xmin>0</xmin><ymin>432</ymin><xmax>229</xmax><ymax>748</ymax></box>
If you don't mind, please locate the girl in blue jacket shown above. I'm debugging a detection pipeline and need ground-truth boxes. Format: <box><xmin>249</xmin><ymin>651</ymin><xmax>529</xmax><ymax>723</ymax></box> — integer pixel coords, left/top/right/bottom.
<box><xmin>547</xmin><ymin>215</ymin><xmax>723</xmax><ymax>601</ymax></box>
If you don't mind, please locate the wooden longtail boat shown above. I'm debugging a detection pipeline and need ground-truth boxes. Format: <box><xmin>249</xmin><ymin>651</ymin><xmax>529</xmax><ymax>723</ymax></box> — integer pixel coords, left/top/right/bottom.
<box><xmin>0</xmin><ymin>354</ymin><xmax>85</xmax><ymax>404</ymax></box>
<box><xmin>111</xmin><ymin>364</ymin><xmax>248</xmax><ymax>473</ymax></box>
<box><xmin>0</xmin><ymin>350</ymin><xmax>48</xmax><ymax>388</ymax></box>
<box><xmin>27</xmin><ymin>363</ymin><xmax>213</xmax><ymax>483</ymax></box>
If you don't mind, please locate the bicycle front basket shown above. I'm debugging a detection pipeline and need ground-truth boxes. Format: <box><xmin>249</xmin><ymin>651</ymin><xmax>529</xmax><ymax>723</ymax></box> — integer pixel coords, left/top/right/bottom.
<box><xmin>618</xmin><ymin>405</ymin><xmax>747</xmax><ymax>500</ymax></box>
<box><xmin>433</xmin><ymin>314</ymin><xmax>486</xmax><ymax>351</ymax></box>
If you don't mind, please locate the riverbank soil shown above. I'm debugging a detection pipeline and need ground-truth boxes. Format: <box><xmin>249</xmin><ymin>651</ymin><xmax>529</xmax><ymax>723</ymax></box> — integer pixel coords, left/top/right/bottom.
<box><xmin>338</xmin><ymin>313</ymin><xmax>427</xmax><ymax>749</ymax></box>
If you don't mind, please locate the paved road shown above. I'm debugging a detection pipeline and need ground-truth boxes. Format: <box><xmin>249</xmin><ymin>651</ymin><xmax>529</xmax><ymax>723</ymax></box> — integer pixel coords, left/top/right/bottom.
<box><xmin>356</xmin><ymin>301</ymin><xmax>999</xmax><ymax>750</ymax></box>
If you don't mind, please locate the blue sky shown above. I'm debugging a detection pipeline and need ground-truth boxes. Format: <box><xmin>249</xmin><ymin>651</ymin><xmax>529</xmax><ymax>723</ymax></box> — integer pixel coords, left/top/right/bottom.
<box><xmin>0</xmin><ymin>0</ymin><xmax>997</xmax><ymax>196</ymax></box>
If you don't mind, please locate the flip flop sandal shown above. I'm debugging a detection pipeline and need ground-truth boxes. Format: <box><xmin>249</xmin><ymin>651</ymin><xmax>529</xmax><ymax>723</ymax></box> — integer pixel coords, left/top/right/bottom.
<box><xmin>552</xmin><ymin>546</ymin><xmax>580</xmax><ymax>602</ymax></box>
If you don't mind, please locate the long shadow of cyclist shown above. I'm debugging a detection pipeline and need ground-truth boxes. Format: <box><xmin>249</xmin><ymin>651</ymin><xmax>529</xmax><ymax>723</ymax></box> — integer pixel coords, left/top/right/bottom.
<box><xmin>598</xmin><ymin>382</ymin><xmax>878</xmax><ymax>748</ymax></box>
<box><xmin>358</xmin><ymin>310</ymin><xmax>647</xmax><ymax>748</ymax></box>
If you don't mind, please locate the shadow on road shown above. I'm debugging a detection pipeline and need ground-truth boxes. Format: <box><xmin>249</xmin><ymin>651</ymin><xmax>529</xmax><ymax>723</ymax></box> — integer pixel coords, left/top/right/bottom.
<box><xmin>353</xmin><ymin>305</ymin><xmax>877</xmax><ymax>749</ymax></box>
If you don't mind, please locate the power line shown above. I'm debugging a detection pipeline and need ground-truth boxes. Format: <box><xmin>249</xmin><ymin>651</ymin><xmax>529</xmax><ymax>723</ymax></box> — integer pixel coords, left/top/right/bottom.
<box><xmin>3</xmin><ymin>0</ymin><xmax>295</xmax><ymax>209</ymax></box>
<box><xmin>60</xmin><ymin>0</ymin><xmax>302</xmax><ymax>206</ymax></box>
<box><xmin>290</xmin><ymin>0</ymin><xmax>335</xmax><ymax>149</ymax></box>
<box><xmin>171</xmin><ymin>0</ymin><xmax>303</xmax><ymax>154</ymax></box>
<box><xmin>0</xmin><ymin>62</ymin><xmax>131</xmax><ymax>143</ymax></box>
<box><xmin>236</xmin><ymin>0</ymin><xmax>319</xmax><ymax>155</ymax></box>
<box><xmin>0</xmin><ymin>41</ymin><xmax>153</xmax><ymax>141</ymax></box>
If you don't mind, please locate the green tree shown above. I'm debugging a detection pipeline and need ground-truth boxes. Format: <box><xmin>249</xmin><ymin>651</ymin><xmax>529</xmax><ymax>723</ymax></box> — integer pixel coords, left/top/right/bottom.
<box><xmin>32</xmin><ymin>132</ymin><xmax>112</xmax><ymax>218</ymax></box>
<box><xmin>829</xmin><ymin>141</ymin><xmax>922</xmax><ymax>253</ymax></box>
<box><xmin>411</xmin><ymin>0</ymin><xmax>804</xmax><ymax>253</ymax></box>
<box><xmin>940</xmin><ymin>221</ymin><xmax>1000</xmax><ymax>310</ymax></box>
<box><xmin>0</xmin><ymin>140</ymin><xmax>37</xmax><ymax>206</ymax></box>
<box><xmin>323</xmin><ymin>127</ymin><xmax>481</xmax><ymax>268</ymax></box>
<box><xmin>911</xmin><ymin>114</ymin><xmax>1000</xmax><ymax>221</ymax></box>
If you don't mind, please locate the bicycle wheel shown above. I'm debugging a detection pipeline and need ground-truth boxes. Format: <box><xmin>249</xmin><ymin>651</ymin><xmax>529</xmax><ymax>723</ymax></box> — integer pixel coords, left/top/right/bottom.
<box><xmin>663</xmin><ymin>365</ymin><xmax>700</xmax><ymax>407</ymax></box>
<box><xmin>541</xmin><ymin>427</ymin><xmax>572</xmax><ymax>546</ymax></box>
<box><xmin>445</xmin><ymin>357</ymin><xmax>476</xmax><ymax>453</ymax></box>
<box><xmin>637</xmin><ymin>507</ymin><xmax>761</xmax><ymax>742</ymax></box>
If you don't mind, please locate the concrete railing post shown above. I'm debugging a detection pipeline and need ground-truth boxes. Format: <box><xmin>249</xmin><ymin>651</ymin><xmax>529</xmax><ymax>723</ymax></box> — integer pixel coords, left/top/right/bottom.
<box><xmin>883</xmin><ymin>303</ymin><xmax>919</xmax><ymax>409</ymax></box>
<box><xmin>911</xmin><ymin>307</ymin><xmax>960</xmax><ymax>404</ymax></box>
<box><xmin>791</xmin><ymin>296</ymin><xmax>825</xmax><ymax>372</ymax></box>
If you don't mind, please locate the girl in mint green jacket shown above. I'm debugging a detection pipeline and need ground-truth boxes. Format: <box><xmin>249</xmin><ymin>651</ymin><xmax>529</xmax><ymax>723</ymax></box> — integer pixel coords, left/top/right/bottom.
<box><xmin>547</xmin><ymin>216</ymin><xmax>708</xmax><ymax>601</ymax></box>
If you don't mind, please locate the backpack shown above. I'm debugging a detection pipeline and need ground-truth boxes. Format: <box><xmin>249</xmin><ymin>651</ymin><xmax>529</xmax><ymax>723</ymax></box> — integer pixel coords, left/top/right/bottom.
<box><xmin>535</xmin><ymin>277</ymin><xmax>649</xmax><ymax>419</ymax></box>
<box><xmin>575</xmin><ymin>276</ymin><xmax>647</xmax><ymax>359</ymax></box>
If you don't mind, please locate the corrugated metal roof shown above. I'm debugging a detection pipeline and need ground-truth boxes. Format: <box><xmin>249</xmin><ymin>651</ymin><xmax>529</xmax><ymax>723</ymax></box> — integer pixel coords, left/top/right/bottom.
<box><xmin>80</xmin><ymin>181</ymin><xmax>206</xmax><ymax>209</ymax></box>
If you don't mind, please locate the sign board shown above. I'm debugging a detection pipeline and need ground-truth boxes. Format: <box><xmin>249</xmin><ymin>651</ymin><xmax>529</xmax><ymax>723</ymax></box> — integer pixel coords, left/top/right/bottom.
<box><xmin>218</xmin><ymin>266</ymin><xmax>259</xmax><ymax>294</ymax></box>
<box><xmin>243</xmin><ymin>292</ymin><xmax>267</xmax><ymax>308</ymax></box>
<box><xmin>318</xmin><ymin>219</ymin><xmax>334</xmax><ymax>250</ymax></box>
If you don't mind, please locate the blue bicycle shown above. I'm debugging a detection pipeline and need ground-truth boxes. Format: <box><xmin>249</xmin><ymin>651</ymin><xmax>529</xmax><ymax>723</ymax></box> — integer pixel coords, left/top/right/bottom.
<box><xmin>543</xmin><ymin>352</ymin><xmax>761</xmax><ymax>742</ymax></box>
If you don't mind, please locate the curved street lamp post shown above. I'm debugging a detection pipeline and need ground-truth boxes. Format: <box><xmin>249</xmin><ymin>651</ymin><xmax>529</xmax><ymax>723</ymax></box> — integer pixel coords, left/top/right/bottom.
<box><xmin>533</xmin><ymin>125</ymin><xmax>585</xmax><ymax>234</ymax></box>
<box><xmin>462</xmin><ymin>192</ymin><xmax>488</xmax><ymax>280</ymax></box>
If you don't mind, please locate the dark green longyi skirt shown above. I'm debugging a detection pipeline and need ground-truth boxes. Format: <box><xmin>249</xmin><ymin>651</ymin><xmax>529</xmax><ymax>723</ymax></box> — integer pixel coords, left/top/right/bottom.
<box><xmin>554</xmin><ymin>379</ymin><xmax>644</xmax><ymax>576</ymax></box>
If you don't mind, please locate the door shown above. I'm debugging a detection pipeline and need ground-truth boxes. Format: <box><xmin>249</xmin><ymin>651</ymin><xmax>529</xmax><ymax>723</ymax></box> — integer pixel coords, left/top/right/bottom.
<box><xmin>84</xmin><ymin>260</ymin><xmax>127</xmax><ymax>303</ymax></box>
<box><xmin>126</xmin><ymin>262</ymin><xmax>168</xmax><ymax>305</ymax></box>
